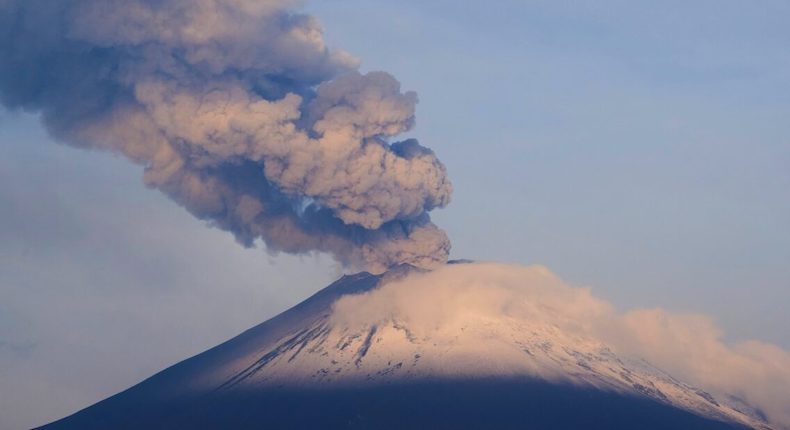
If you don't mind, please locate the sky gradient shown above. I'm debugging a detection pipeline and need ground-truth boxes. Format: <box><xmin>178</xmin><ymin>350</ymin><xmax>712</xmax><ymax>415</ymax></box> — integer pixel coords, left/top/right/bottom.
<box><xmin>1</xmin><ymin>1</ymin><xmax>789</xmax><ymax>429</ymax></box>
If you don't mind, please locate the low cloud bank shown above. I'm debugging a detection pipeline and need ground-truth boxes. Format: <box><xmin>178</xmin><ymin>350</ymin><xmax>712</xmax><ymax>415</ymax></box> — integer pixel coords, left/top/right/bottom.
<box><xmin>332</xmin><ymin>263</ymin><xmax>790</xmax><ymax>428</ymax></box>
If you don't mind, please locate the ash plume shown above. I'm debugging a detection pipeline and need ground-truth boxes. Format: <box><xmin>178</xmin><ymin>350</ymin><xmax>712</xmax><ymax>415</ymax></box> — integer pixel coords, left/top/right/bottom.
<box><xmin>0</xmin><ymin>0</ymin><xmax>452</xmax><ymax>272</ymax></box>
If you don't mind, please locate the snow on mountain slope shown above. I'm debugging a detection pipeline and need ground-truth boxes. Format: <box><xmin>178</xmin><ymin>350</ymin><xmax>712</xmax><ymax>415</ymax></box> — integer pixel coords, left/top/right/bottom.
<box><xmin>199</xmin><ymin>265</ymin><xmax>771</xmax><ymax>429</ymax></box>
<box><xmin>40</xmin><ymin>262</ymin><xmax>787</xmax><ymax>430</ymax></box>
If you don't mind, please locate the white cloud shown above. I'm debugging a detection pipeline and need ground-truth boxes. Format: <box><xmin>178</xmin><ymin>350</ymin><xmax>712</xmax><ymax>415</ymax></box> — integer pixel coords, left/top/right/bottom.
<box><xmin>332</xmin><ymin>262</ymin><xmax>790</xmax><ymax>428</ymax></box>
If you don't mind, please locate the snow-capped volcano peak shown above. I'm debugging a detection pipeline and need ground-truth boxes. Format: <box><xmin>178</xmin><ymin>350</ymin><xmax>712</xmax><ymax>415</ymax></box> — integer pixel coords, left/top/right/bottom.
<box><xmin>40</xmin><ymin>262</ymin><xmax>787</xmax><ymax>430</ymax></box>
<box><xmin>200</xmin><ymin>264</ymin><xmax>769</xmax><ymax>429</ymax></box>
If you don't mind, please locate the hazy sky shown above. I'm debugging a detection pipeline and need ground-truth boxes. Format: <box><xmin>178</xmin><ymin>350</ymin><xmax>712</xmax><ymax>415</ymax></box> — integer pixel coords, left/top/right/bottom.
<box><xmin>1</xmin><ymin>1</ymin><xmax>789</xmax><ymax>429</ymax></box>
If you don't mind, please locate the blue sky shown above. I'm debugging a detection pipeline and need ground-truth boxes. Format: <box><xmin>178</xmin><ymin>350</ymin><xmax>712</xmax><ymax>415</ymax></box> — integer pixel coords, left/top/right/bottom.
<box><xmin>307</xmin><ymin>0</ymin><xmax>790</xmax><ymax>341</ymax></box>
<box><xmin>1</xmin><ymin>1</ymin><xmax>789</xmax><ymax>428</ymax></box>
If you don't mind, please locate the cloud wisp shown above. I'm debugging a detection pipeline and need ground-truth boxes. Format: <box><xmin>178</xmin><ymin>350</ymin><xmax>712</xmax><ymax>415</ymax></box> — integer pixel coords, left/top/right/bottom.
<box><xmin>0</xmin><ymin>0</ymin><xmax>452</xmax><ymax>272</ymax></box>
<box><xmin>332</xmin><ymin>263</ymin><xmax>790</xmax><ymax>428</ymax></box>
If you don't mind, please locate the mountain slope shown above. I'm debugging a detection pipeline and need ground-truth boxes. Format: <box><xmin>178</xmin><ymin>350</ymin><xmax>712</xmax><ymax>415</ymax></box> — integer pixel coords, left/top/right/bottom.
<box><xmin>39</xmin><ymin>263</ymin><xmax>772</xmax><ymax>430</ymax></box>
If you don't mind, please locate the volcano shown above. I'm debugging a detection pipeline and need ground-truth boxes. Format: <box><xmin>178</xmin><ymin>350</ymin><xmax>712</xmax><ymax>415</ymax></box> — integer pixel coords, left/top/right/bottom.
<box><xmin>39</xmin><ymin>262</ymin><xmax>772</xmax><ymax>430</ymax></box>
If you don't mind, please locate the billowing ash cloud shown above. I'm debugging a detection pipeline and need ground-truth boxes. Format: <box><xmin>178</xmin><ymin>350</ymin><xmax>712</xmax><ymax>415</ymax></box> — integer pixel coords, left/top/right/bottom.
<box><xmin>0</xmin><ymin>0</ymin><xmax>452</xmax><ymax>272</ymax></box>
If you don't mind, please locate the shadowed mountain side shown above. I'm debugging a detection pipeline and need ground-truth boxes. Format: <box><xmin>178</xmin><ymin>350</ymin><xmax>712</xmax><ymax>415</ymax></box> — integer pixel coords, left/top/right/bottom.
<box><xmin>34</xmin><ymin>271</ymin><xmax>383</xmax><ymax>428</ymax></box>
<box><xmin>36</xmin><ymin>264</ymin><xmax>775</xmax><ymax>429</ymax></box>
<box><xmin>40</xmin><ymin>377</ymin><xmax>751</xmax><ymax>430</ymax></box>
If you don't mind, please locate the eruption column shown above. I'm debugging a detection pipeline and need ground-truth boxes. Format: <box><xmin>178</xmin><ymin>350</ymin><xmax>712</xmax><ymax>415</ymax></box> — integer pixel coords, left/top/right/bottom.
<box><xmin>0</xmin><ymin>0</ymin><xmax>453</xmax><ymax>272</ymax></box>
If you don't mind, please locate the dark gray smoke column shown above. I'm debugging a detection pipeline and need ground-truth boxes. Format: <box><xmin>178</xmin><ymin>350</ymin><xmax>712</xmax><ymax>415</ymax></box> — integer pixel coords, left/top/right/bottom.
<box><xmin>0</xmin><ymin>0</ymin><xmax>453</xmax><ymax>272</ymax></box>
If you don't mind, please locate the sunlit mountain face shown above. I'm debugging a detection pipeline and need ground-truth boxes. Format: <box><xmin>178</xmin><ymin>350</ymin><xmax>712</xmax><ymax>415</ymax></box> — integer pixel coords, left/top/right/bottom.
<box><xmin>39</xmin><ymin>262</ymin><xmax>772</xmax><ymax>430</ymax></box>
